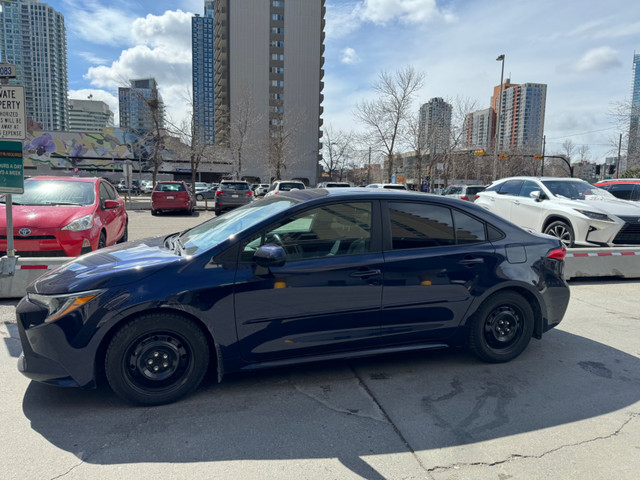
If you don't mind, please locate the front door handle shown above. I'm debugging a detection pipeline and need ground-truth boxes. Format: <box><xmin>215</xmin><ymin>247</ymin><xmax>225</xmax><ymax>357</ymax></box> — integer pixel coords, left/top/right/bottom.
<box><xmin>349</xmin><ymin>268</ymin><xmax>381</xmax><ymax>279</ymax></box>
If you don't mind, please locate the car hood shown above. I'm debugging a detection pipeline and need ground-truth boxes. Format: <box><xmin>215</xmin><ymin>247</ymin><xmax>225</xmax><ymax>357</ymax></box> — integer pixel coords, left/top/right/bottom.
<box><xmin>0</xmin><ymin>204</ymin><xmax>94</xmax><ymax>229</ymax></box>
<box><xmin>551</xmin><ymin>196</ymin><xmax>640</xmax><ymax>216</ymax></box>
<box><xmin>30</xmin><ymin>236</ymin><xmax>187</xmax><ymax>294</ymax></box>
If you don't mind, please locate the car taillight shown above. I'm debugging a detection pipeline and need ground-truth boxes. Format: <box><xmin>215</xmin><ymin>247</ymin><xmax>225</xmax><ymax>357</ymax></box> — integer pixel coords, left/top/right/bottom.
<box><xmin>474</xmin><ymin>195</ymin><xmax>479</xmax><ymax>201</ymax></box>
<box><xmin>216</xmin><ymin>191</ymin><xmax>224</xmax><ymax>195</ymax></box>
<box><xmin>461</xmin><ymin>196</ymin><xmax>470</xmax><ymax>201</ymax></box>
<box><xmin>246</xmin><ymin>191</ymin><xmax>253</xmax><ymax>196</ymax></box>
<box><xmin>547</xmin><ymin>247</ymin><xmax>566</xmax><ymax>260</ymax></box>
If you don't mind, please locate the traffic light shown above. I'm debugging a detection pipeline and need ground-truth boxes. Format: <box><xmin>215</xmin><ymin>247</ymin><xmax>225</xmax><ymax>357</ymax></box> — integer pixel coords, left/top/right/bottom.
<box><xmin>608</xmin><ymin>165</ymin><xmax>615</xmax><ymax>175</ymax></box>
<box><xmin>499</xmin><ymin>154</ymin><xmax>509</xmax><ymax>160</ymax></box>
<box><xmin>473</xmin><ymin>149</ymin><xmax>485</xmax><ymax>156</ymax></box>
<box><xmin>595</xmin><ymin>165</ymin><xmax>601</xmax><ymax>175</ymax></box>
<box><xmin>533</xmin><ymin>155</ymin><xmax>543</xmax><ymax>161</ymax></box>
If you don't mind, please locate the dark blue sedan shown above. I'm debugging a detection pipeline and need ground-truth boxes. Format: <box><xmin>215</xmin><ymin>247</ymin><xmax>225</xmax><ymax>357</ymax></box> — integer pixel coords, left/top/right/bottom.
<box><xmin>16</xmin><ymin>188</ymin><xmax>570</xmax><ymax>405</ymax></box>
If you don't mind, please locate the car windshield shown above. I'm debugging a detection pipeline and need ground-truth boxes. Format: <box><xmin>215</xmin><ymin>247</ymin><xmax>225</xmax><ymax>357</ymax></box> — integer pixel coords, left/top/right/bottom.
<box><xmin>178</xmin><ymin>196</ymin><xmax>299</xmax><ymax>255</ymax></box>
<box><xmin>0</xmin><ymin>180</ymin><xmax>95</xmax><ymax>206</ymax></box>
<box><xmin>542</xmin><ymin>180</ymin><xmax>614</xmax><ymax>200</ymax></box>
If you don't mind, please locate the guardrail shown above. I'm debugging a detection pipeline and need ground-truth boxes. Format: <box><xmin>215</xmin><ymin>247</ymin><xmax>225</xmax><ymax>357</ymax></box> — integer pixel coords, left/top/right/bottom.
<box><xmin>1</xmin><ymin>247</ymin><xmax>639</xmax><ymax>299</ymax></box>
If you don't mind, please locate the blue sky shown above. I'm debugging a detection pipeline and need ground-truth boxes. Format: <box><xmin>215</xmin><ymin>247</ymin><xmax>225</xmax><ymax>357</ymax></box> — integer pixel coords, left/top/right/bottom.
<box><xmin>35</xmin><ymin>0</ymin><xmax>640</xmax><ymax>162</ymax></box>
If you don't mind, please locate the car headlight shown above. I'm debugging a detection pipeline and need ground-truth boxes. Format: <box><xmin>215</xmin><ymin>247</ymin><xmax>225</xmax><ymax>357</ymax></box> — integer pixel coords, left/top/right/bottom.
<box><xmin>573</xmin><ymin>209</ymin><xmax>613</xmax><ymax>222</ymax></box>
<box><xmin>28</xmin><ymin>290</ymin><xmax>104</xmax><ymax>323</ymax></box>
<box><xmin>62</xmin><ymin>214</ymin><xmax>94</xmax><ymax>231</ymax></box>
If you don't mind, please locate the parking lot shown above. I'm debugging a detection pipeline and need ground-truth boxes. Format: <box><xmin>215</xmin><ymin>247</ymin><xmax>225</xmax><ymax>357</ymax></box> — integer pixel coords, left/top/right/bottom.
<box><xmin>0</xmin><ymin>210</ymin><xmax>639</xmax><ymax>479</ymax></box>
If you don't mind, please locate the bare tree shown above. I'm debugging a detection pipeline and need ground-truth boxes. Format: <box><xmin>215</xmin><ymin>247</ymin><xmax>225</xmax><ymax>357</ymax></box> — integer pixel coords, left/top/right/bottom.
<box><xmin>268</xmin><ymin>109</ymin><xmax>304</xmax><ymax>181</ymax></box>
<box><xmin>354</xmin><ymin>66</ymin><xmax>425</xmax><ymax>182</ymax></box>
<box><xmin>321</xmin><ymin>125</ymin><xmax>353</xmax><ymax>181</ymax></box>
<box><xmin>403</xmin><ymin>111</ymin><xmax>429</xmax><ymax>190</ymax></box>
<box><xmin>441</xmin><ymin>95</ymin><xmax>479</xmax><ymax>184</ymax></box>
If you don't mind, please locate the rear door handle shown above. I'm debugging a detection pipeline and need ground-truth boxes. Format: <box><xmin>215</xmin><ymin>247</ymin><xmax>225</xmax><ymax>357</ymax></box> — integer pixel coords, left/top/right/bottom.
<box><xmin>349</xmin><ymin>268</ymin><xmax>381</xmax><ymax>278</ymax></box>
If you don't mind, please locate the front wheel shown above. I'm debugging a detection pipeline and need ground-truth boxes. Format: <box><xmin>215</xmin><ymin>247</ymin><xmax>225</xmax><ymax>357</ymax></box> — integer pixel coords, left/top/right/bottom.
<box><xmin>468</xmin><ymin>292</ymin><xmax>534</xmax><ymax>363</ymax></box>
<box><xmin>196</xmin><ymin>194</ymin><xmax>203</xmax><ymax>201</ymax></box>
<box><xmin>117</xmin><ymin>221</ymin><xmax>128</xmax><ymax>243</ymax></box>
<box><xmin>544</xmin><ymin>220</ymin><xmax>574</xmax><ymax>248</ymax></box>
<box><xmin>105</xmin><ymin>314</ymin><xmax>210</xmax><ymax>405</ymax></box>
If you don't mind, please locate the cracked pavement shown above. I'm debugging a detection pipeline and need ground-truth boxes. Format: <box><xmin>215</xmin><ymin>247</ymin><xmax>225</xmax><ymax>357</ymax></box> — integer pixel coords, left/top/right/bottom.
<box><xmin>1</xmin><ymin>215</ymin><xmax>639</xmax><ymax>479</ymax></box>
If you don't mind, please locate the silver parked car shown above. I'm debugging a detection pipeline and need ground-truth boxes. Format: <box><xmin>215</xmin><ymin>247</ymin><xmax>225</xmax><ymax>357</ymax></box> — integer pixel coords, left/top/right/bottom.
<box><xmin>442</xmin><ymin>184</ymin><xmax>487</xmax><ymax>202</ymax></box>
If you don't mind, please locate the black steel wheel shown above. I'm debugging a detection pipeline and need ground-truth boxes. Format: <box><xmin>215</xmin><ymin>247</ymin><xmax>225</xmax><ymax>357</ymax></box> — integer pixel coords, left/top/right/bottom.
<box><xmin>468</xmin><ymin>292</ymin><xmax>534</xmax><ymax>363</ymax></box>
<box><xmin>105</xmin><ymin>314</ymin><xmax>209</xmax><ymax>405</ymax></box>
<box><xmin>544</xmin><ymin>220</ymin><xmax>575</xmax><ymax>248</ymax></box>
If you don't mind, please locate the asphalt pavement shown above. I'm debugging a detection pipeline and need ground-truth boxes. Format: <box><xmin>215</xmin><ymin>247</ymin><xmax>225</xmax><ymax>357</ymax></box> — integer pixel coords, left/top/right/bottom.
<box><xmin>0</xmin><ymin>211</ymin><xmax>638</xmax><ymax>479</ymax></box>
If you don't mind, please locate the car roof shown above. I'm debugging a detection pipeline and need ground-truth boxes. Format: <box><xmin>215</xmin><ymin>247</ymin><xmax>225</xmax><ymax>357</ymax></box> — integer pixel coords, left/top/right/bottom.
<box><xmin>28</xmin><ymin>176</ymin><xmax>99</xmax><ymax>183</ymax></box>
<box><xmin>594</xmin><ymin>179</ymin><xmax>640</xmax><ymax>184</ymax></box>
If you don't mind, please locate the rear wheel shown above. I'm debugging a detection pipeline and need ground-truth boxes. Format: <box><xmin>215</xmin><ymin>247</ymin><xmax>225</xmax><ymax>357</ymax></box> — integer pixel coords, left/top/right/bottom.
<box><xmin>151</xmin><ymin>209</ymin><xmax>159</xmax><ymax>216</ymax></box>
<box><xmin>544</xmin><ymin>220</ymin><xmax>574</xmax><ymax>248</ymax></box>
<box><xmin>468</xmin><ymin>292</ymin><xmax>534</xmax><ymax>363</ymax></box>
<box><xmin>117</xmin><ymin>221</ymin><xmax>128</xmax><ymax>243</ymax></box>
<box><xmin>196</xmin><ymin>194</ymin><xmax>204</xmax><ymax>201</ymax></box>
<box><xmin>105</xmin><ymin>313</ymin><xmax>209</xmax><ymax>405</ymax></box>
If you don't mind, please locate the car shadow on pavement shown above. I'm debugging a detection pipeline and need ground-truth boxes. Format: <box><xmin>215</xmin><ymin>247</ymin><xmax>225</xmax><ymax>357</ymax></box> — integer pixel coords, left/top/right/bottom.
<box><xmin>21</xmin><ymin>329</ymin><xmax>640</xmax><ymax>478</ymax></box>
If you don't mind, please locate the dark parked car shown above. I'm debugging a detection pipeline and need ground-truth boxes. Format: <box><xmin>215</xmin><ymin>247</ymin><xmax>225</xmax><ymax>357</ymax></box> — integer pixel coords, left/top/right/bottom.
<box><xmin>195</xmin><ymin>187</ymin><xmax>218</xmax><ymax>201</ymax></box>
<box><xmin>594</xmin><ymin>179</ymin><xmax>640</xmax><ymax>202</ymax></box>
<box><xmin>16</xmin><ymin>188</ymin><xmax>570</xmax><ymax>405</ymax></box>
<box><xmin>214</xmin><ymin>180</ymin><xmax>254</xmax><ymax>214</ymax></box>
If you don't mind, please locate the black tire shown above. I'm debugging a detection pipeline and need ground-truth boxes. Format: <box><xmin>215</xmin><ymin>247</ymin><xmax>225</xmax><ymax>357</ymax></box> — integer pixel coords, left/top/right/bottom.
<box><xmin>105</xmin><ymin>313</ymin><xmax>209</xmax><ymax>406</ymax></box>
<box><xmin>468</xmin><ymin>292</ymin><xmax>534</xmax><ymax>363</ymax></box>
<box><xmin>151</xmin><ymin>209</ymin><xmax>159</xmax><ymax>216</ymax></box>
<box><xmin>97</xmin><ymin>231</ymin><xmax>107</xmax><ymax>250</ymax></box>
<box><xmin>214</xmin><ymin>207</ymin><xmax>221</xmax><ymax>216</ymax></box>
<box><xmin>544</xmin><ymin>220</ymin><xmax>574</xmax><ymax>248</ymax></box>
<box><xmin>117</xmin><ymin>221</ymin><xmax>128</xmax><ymax>244</ymax></box>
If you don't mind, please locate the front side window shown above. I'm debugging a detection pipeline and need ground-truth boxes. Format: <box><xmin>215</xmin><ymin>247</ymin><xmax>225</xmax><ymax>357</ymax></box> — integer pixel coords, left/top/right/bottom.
<box><xmin>519</xmin><ymin>180</ymin><xmax>541</xmax><ymax>198</ymax></box>
<box><xmin>241</xmin><ymin>202</ymin><xmax>372</xmax><ymax>262</ymax></box>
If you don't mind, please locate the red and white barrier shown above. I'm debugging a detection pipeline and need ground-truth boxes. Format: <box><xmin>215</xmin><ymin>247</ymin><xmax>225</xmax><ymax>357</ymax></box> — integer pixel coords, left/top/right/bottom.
<box><xmin>564</xmin><ymin>248</ymin><xmax>640</xmax><ymax>280</ymax></box>
<box><xmin>0</xmin><ymin>257</ymin><xmax>70</xmax><ymax>298</ymax></box>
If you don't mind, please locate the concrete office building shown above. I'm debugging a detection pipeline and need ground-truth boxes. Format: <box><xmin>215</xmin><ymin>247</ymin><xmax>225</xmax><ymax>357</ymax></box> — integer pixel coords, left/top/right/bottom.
<box><xmin>419</xmin><ymin>97</ymin><xmax>452</xmax><ymax>153</ymax></box>
<box><xmin>213</xmin><ymin>0</ymin><xmax>325</xmax><ymax>184</ymax></box>
<box><xmin>192</xmin><ymin>1</ymin><xmax>215</xmax><ymax>145</ymax></box>
<box><xmin>0</xmin><ymin>0</ymin><xmax>68</xmax><ymax>131</ymax></box>
<box><xmin>118</xmin><ymin>78</ymin><xmax>165</xmax><ymax>134</ymax></box>
<box><xmin>493</xmin><ymin>81</ymin><xmax>547</xmax><ymax>155</ymax></box>
<box><xmin>68</xmin><ymin>99</ymin><xmax>114</xmax><ymax>132</ymax></box>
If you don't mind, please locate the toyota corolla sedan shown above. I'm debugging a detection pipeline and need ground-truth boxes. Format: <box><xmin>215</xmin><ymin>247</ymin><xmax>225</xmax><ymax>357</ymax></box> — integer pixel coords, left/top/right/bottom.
<box><xmin>16</xmin><ymin>188</ymin><xmax>570</xmax><ymax>405</ymax></box>
<box><xmin>476</xmin><ymin>177</ymin><xmax>640</xmax><ymax>248</ymax></box>
<box><xmin>0</xmin><ymin>176</ymin><xmax>128</xmax><ymax>257</ymax></box>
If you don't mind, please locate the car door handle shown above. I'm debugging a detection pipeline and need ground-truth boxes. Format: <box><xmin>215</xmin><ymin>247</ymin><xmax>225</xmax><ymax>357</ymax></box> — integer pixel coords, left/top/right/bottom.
<box><xmin>459</xmin><ymin>257</ymin><xmax>484</xmax><ymax>266</ymax></box>
<box><xmin>349</xmin><ymin>268</ymin><xmax>381</xmax><ymax>278</ymax></box>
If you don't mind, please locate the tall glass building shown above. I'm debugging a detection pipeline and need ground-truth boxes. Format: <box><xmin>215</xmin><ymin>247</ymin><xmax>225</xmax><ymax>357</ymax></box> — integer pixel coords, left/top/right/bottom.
<box><xmin>628</xmin><ymin>53</ymin><xmax>640</xmax><ymax>168</ymax></box>
<box><xmin>0</xmin><ymin>0</ymin><xmax>68</xmax><ymax>131</ymax></box>
<box><xmin>118</xmin><ymin>78</ymin><xmax>165</xmax><ymax>135</ymax></box>
<box><xmin>192</xmin><ymin>1</ymin><xmax>215</xmax><ymax>145</ymax></box>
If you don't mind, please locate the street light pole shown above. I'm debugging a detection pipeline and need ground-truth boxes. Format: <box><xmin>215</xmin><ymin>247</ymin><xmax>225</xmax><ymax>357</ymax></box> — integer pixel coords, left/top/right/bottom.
<box><xmin>493</xmin><ymin>54</ymin><xmax>505</xmax><ymax>181</ymax></box>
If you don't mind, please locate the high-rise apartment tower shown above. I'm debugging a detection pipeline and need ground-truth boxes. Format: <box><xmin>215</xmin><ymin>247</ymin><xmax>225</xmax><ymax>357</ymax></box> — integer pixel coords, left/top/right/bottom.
<box><xmin>212</xmin><ymin>0</ymin><xmax>325</xmax><ymax>184</ymax></box>
<box><xmin>419</xmin><ymin>97</ymin><xmax>452</xmax><ymax>153</ymax></box>
<box><xmin>192</xmin><ymin>1</ymin><xmax>215</xmax><ymax>145</ymax></box>
<box><xmin>118</xmin><ymin>78</ymin><xmax>165</xmax><ymax>134</ymax></box>
<box><xmin>0</xmin><ymin>0</ymin><xmax>68</xmax><ymax>131</ymax></box>
<box><xmin>628</xmin><ymin>53</ymin><xmax>640</xmax><ymax>169</ymax></box>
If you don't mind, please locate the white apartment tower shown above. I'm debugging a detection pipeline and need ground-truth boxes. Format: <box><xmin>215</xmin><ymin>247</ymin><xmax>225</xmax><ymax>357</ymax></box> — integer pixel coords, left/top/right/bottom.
<box><xmin>0</xmin><ymin>0</ymin><xmax>68</xmax><ymax>131</ymax></box>
<box><xmin>419</xmin><ymin>97</ymin><xmax>452</xmax><ymax>154</ymax></box>
<box><xmin>213</xmin><ymin>0</ymin><xmax>325</xmax><ymax>185</ymax></box>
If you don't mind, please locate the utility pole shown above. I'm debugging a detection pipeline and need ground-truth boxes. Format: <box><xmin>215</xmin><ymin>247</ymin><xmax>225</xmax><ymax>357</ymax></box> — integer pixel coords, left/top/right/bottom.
<box><xmin>493</xmin><ymin>54</ymin><xmax>505</xmax><ymax>181</ymax></box>
<box><xmin>367</xmin><ymin>146</ymin><xmax>371</xmax><ymax>185</ymax></box>
<box><xmin>541</xmin><ymin>135</ymin><xmax>546</xmax><ymax>176</ymax></box>
<box><xmin>616</xmin><ymin>133</ymin><xmax>622</xmax><ymax>179</ymax></box>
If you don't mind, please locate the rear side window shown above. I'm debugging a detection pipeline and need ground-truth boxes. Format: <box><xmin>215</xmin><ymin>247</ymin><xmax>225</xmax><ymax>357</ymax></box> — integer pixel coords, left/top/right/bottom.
<box><xmin>452</xmin><ymin>210</ymin><xmax>486</xmax><ymax>244</ymax></box>
<box><xmin>389</xmin><ymin>202</ymin><xmax>455</xmax><ymax>249</ymax></box>
<box><xmin>497</xmin><ymin>180</ymin><xmax>524</xmax><ymax>196</ymax></box>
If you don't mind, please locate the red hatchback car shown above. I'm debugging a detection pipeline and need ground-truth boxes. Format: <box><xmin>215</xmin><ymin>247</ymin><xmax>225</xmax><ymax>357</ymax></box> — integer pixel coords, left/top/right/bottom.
<box><xmin>151</xmin><ymin>181</ymin><xmax>195</xmax><ymax>216</ymax></box>
<box><xmin>0</xmin><ymin>176</ymin><xmax>128</xmax><ymax>257</ymax></box>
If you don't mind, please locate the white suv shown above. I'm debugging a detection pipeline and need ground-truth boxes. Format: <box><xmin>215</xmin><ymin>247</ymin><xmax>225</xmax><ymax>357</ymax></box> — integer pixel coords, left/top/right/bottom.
<box><xmin>475</xmin><ymin>176</ymin><xmax>640</xmax><ymax>248</ymax></box>
<box><xmin>265</xmin><ymin>180</ymin><xmax>306</xmax><ymax>196</ymax></box>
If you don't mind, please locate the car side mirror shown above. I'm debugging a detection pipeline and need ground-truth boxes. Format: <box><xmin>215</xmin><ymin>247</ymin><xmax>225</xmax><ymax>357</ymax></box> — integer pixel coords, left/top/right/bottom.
<box><xmin>529</xmin><ymin>190</ymin><xmax>543</xmax><ymax>202</ymax></box>
<box><xmin>254</xmin><ymin>244</ymin><xmax>286</xmax><ymax>268</ymax></box>
<box><xmin>104</xmin><ymin>199</ymin><xmax>120</xmax><ymax>209</ymax></box>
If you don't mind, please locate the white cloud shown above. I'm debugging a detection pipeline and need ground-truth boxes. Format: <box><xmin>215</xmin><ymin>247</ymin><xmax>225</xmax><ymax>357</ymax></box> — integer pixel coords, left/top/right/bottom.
<box><xmin>66</xmin><ymin>1</ymin><xmax>134</xmax><ymax>46</ymax></box>
<box><xmin>358</xmin><ymin>0</ymin><xmax>455</xmax><ymax>25</ymax></box>
<box><xmin>341</xmin><ymin>47</ymin><xmax>361</xmax><ymax>64</ymax></box>
<box><xmin>78</xmin><ymin>52</ymin><xmax>109</xmax><ymax>65</ymax></box>
<box><xmin>83</xmin><ymin>10</ymin><xmax>194</xmax><ymax>128</ymax></box>
<box><xmin>563</xmin><ymin>47</ymin><xmax>622</xmax><ymax>73</ymax></box>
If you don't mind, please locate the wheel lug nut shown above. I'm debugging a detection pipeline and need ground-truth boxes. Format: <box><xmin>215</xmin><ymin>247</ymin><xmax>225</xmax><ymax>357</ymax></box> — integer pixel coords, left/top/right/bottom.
<box><xmin>147</xmin><ymin>359</ymin><xmax>153</xmax><ymax>365</ymax></box>
<box><xmin>154</xmin><ymin>352</ymin><xmax>159</xmax><ymax>358</ymax></box>
<box><xmin>163</xmin><ymin>354</ymin><xmax>168</xmax><ymax>359</ymax></box>
<box><xmin>153</xmin><ymin>366</ymin><xmax>159</xmax><ymax>371</ymax></box>
<box><xmin>163</xmin><ymin>362</ymin><xmax>169</xmax><ymax>368</ymax></box>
